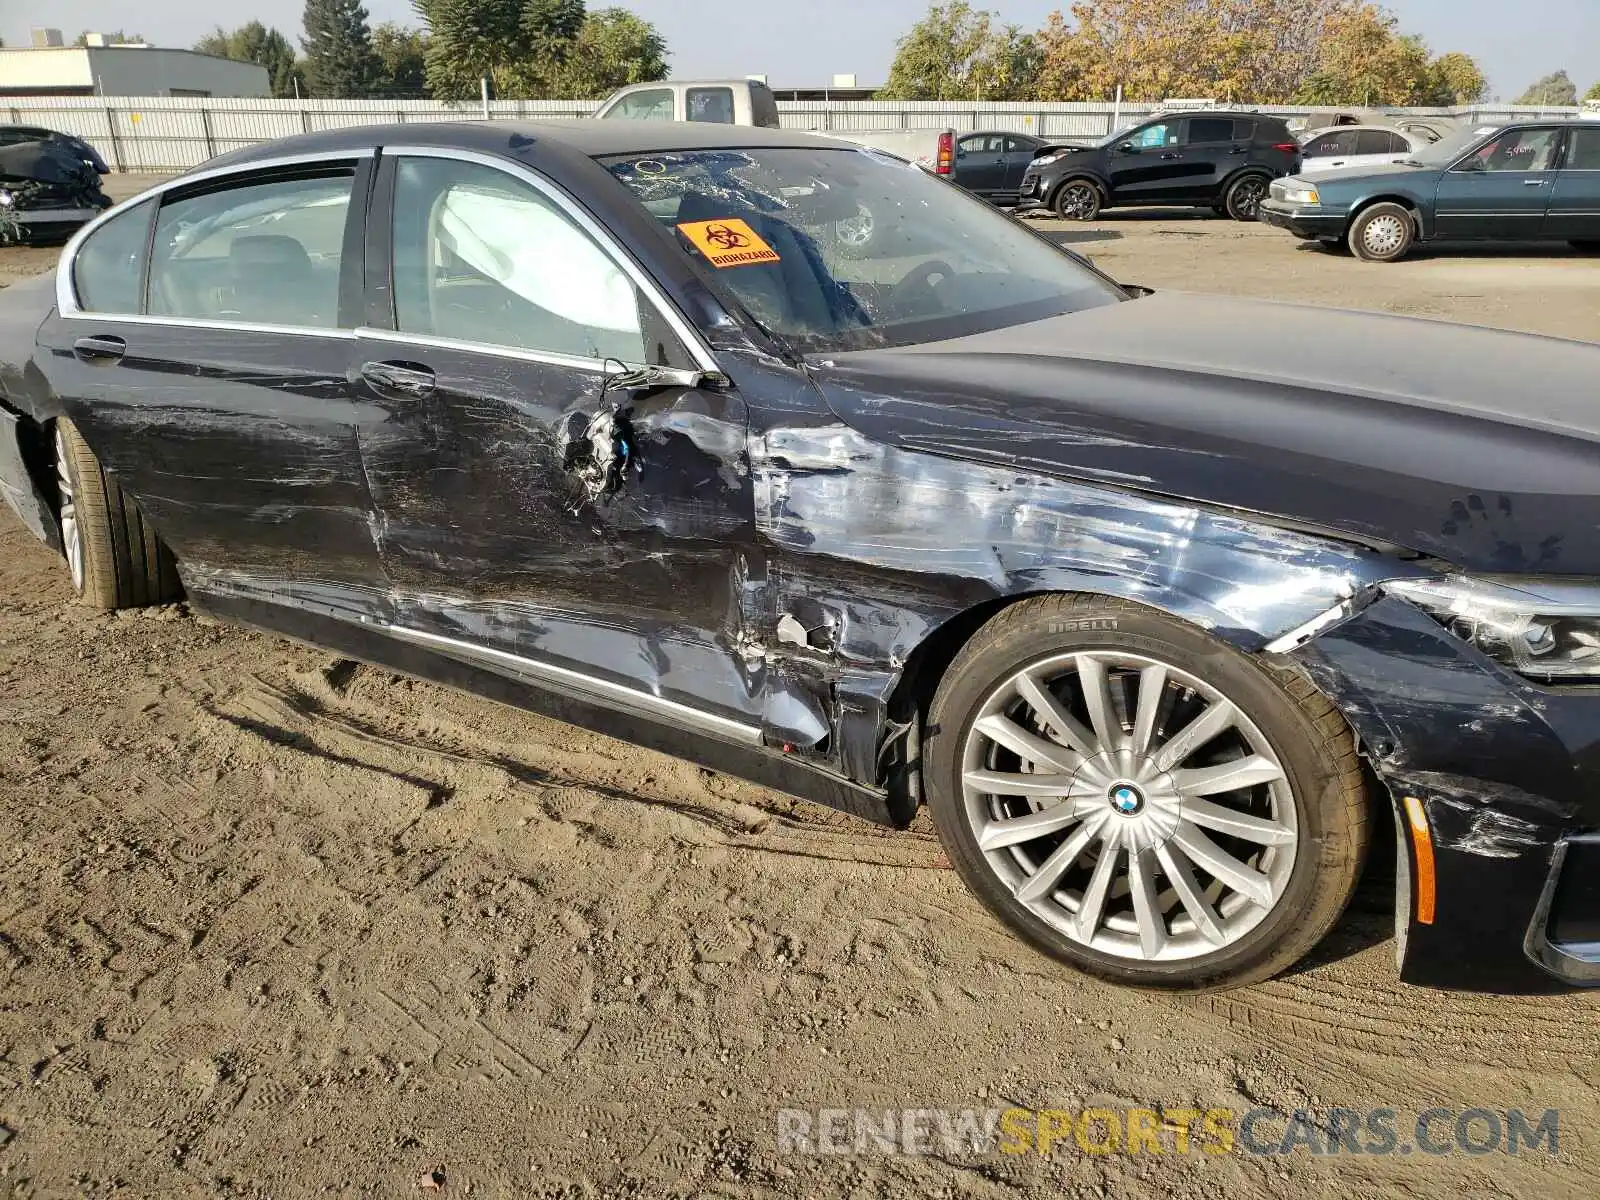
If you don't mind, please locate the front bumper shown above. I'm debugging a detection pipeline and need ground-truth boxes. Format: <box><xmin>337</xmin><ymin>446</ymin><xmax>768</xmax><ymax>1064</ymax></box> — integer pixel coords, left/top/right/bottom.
<box><xmin>1297</xmin><ymin>595</ymin><xmax>1600</xmax><ymax>990</ymax></box>
<box><xmin>5</xmin><ymin>205</ymin><xmax>104</xmax><ymax>232</ymax></box>
<box><xmin>1258</xmin><ymin>199</ymin><xmax>1347</xmax><ymax>240</ymax></box>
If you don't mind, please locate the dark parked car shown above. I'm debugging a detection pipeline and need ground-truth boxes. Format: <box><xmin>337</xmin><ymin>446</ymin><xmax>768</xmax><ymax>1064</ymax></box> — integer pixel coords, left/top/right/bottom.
<box><xmin>1018</xmin><ymin>111</ymin><xmax>1302</xmax><ymax>221</ymax></box>
<box><xmin>3</xmin><ymin>121</ymin><xmax>1599</xmax><ymax>994</ymax></box>
<box><xmin>952</xmin><ymin>131</ymin><xmax>1059</xmax><ymax>206</ymax></box>
<box><xmin>1260</xmin><ymin>120</ymin><xmax>1600</xmax><ymax>260</ymax></box>
<box><xmin>0</xmin><ymin>136</ymin><xmax>113</xmax><ymax>244</ymax></box>
<box><xmin>0</xmin><ymin>125</ymin><xmax>110</xmax><ymax>175</ymax></box>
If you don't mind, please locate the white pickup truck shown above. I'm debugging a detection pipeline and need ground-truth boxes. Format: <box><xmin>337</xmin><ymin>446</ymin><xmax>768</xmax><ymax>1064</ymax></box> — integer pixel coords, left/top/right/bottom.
<box><xmin>593</xmin><ymin>79</ymin><xmax>955</xmax><ymax>174</ymax></box>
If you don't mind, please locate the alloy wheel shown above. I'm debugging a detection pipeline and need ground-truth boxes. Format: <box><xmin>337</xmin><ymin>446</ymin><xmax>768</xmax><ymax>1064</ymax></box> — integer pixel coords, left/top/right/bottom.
<box><xmin>960</xmin><ymin>651</ymin><xmax>1298</xmax><ymax>962</ymax></box>
<box><xmin>54</xmin><ymin>424</ymin><xmax>84</xmax><ymax>592</ymax></box>
<box><xmin>1057</xmin><ymin>182</ymin><xmax>1097</xmax><ymax>220</ymax></box>
<box><xmin>1231</xmin><ymin>177</ymin><xmax>1267</xmax><ymax>219</ymax></box>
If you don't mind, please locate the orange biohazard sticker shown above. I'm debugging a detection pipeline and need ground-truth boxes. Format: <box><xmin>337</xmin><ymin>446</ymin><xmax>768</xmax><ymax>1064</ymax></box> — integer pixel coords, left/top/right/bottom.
<box><xmin>676</xmin><ymin>218</ymin><xmax>780</xmax><ymax>268</ymax></box>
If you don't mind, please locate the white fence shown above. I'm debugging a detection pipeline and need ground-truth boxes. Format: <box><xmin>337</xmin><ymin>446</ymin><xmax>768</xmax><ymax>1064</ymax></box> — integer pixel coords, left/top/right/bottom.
<box><xmin>2</xmin><ymin>95</ymin><xmax>1585</xmax><ymax>173</ymax></box>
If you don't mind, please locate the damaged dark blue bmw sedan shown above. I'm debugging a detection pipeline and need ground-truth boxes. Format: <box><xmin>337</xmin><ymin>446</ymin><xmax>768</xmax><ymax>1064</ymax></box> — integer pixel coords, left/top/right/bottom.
<box><xmin>1</xmin><ymin>121</ymin><xmax>1597</xmax><ymax>993</ymax></box>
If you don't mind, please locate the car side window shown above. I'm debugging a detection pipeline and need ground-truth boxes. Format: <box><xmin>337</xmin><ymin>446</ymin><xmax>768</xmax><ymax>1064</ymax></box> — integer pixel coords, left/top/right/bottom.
<box><xmin>147</xmin><ymin>172</ymin><xmax>353</xmax><ymax>328</ymax></box>
<box><xmin>391</xmin><ymin>156</ymin><xmax>645</xmax><ymax>363</ymax></box>
<box><xmin>605</xmin><ymin>88</ymin><xmax>674</xmax><ymax>121</ymax></box>
<box><xmin>1131</xmin><ymin>122</ymin><xmax>1178</xmax><ymax>149</ymax></box>
<box><xmin>1233</xmin><ymin>120</ymin><xmax>1257</xmax><ymax>141</ymax></box>
<box><xmin>1005</xmin><ymin>137</ymin><xmax>1036</xmax><ymax>155</ymax></box>
<box><xmin>686</xmin><ymin>87</ymin><xmax>735</xmax><ymax>124</ymax></box>
<box><xmin>1355</xmin><ymin>130</ymin><xmax>1405</xmax><ymax>156</ymax></box>
<box><xmin>72</xmin><ymin>198</ymin><xmax>154</xmax><ymax>314</ymax></box>
<box><xmin>1305</xmin><ymin>131</ymin><xmax>1354</xmax><ymax>157</ymax></box>
<box><xmin>1468</xmin><ymin>128</ymin><xmax>1561</xmax><ymax>173</ymax></box>
<box><xmin>1567</xmin><ymin>129</ymin><xmax>1600</xmax><ymax>170</ymax></box>
<box><xmin>1187</xmin><ymin>118</ymin><xmax>1235</xmax><ymax>144</ymax></box>
<box><xmin>957</xmin><ymin>135</ymin><xmax>984</xmax><ymax>155</ymax></box>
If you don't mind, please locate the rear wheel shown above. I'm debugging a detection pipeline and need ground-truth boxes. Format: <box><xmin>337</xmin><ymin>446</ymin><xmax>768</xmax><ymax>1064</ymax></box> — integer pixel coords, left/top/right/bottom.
<box><xmin>1223</xmin><ymin>174</ymin><xmax>1270</xmax><ymax>222</ymax></box>
<box><xmin>54</xmin><ymin>417</ymin><xmax>181</xmax><ymax>610</ymax></box>
<box><xmin>924</xmin><ymin>595</ymin><xmax>1367</xmax><ymax>991</ymax></box>
<box><xmin>1053</xmin><ymin>179</ymin><xmax>1101</xmax><ymax>222</ymax></box>
<box><xmin>1349</xmin><ymin>203</ymin><xmax>1415</xmax><ymax>262</ymax></box>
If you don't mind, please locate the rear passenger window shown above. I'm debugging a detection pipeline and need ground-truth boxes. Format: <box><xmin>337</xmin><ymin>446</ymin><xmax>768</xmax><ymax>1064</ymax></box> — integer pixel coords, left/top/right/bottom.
<box><xmin>687</xmin><ymin>88</ymin><xmax>735</xmax><ymax>124</ymax></box>
<box><xmin>390</xmin><ymin>156</ymin><xmax>645</xmax><ymax>363</ymax></box>
<box><xmin>1568</xmin><ymin>129</ymin><xmax>1600</xmax><ymax>170</ymax></box>
<box><xmin>1187</xmin><ymin>118</ymin><xmax>1236</xmax><ymax>144</ymax></box>
<box><xmin>1304</xmin><ymin>132</ymin><xmax>1355</xmax><ymax>157</ymax></box>
<box><xmin>72</xmin><ymin>198</ymin><xmax>153</xmax><ymax>313</ymax></box>
<box><xmin>1355</xmin><ymin>130</ymin><xmax>1406</xmax><ymax>155</ymax></box>
<box><xmin>1232</xmin><ymin>120</ymin><xmax>1256</xmax><ymax>140</ymax></box>
<box><xmin>147</xmin><ymin>172</ymin><xmax>353</xmax><ymax>328</ymax></box>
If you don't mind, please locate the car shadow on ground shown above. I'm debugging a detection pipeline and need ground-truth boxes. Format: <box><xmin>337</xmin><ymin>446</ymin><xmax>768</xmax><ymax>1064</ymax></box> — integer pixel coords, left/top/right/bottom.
<box><xmin>1292</xmin><ymin>239</ymin><xmax>1599</xmax><ymax>262</ymax></box>
<box><xmin>1032</xmin><ymin>229</ymin><xmax>1125</xmax><ymax>249</ymax></box>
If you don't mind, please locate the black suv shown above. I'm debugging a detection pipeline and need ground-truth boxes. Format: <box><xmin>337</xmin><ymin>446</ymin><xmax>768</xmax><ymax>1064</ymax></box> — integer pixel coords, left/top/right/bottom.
<box><xmin>1018</xmin><ymin>112</ymin><xmax>1302</xmax><ymax>222</ymax></box>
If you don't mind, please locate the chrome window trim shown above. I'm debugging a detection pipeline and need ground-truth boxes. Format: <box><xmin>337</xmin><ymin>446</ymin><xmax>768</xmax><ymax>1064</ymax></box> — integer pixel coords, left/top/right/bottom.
<box><xmin>386</xmin><ymin>624</ymin><xmax>763</xmax><ymax>746</ymax></box>
<box><xmin>56</xmin><ymin>148</ymin><xmax>376</xmax><ymax>319</ymax></box>
<box><xmin>357</xmin><ymin>326</ymin><xmax>618</xmax><ymax>374</ymax></box>
<box><xmin>383</xmin><ymin>144</ymin><xmax>719</xmax><ymax>373</ymax></box>
<box><xmin>63</xmin><ymin>313</ymin><xmax>357</xmax><ymax>339</ymax></box>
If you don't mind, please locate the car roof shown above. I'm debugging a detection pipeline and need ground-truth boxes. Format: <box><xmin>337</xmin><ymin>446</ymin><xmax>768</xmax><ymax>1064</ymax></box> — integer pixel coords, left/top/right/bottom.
<box><xmin>200</xmin><ymin>119</ymin><xmax>846</xmax><ymax>173</ymax></box>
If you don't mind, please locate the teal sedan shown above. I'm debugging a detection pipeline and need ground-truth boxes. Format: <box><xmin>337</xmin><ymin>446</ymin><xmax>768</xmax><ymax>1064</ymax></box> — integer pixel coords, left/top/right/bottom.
<box><xmin>1259</xmin><ymin>121</ymin><xmax>1600</xmax><ymax>261</ymax></box>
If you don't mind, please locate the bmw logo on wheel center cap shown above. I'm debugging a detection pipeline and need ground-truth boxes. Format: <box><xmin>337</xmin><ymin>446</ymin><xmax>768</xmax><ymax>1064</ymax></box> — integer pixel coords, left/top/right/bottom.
<box><xmin>1109</xmin><ymin>784</ymin><xmax>1145</xmax><ymax>816</ymax></box>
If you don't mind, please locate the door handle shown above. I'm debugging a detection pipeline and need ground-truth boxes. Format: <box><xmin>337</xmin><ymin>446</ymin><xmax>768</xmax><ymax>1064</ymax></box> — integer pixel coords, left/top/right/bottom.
<box><xmin>1524</xmin><ymin>179</ymin><xmax>1548</xmax><ymax>186</ymax></box>
<box><xmin>360</xmin><ymin>359</ymin><xmax>435</xmax><ymax>399</ymax></box>
<box><xmin>1329</xmin><ymin>160</ymin><xmax>1346</xmax><ymax>167</ymax></box>
<box><xmin>72</xmin><ymin>334</ymin><xmax>125</xmax><ymax>364</ymax></box>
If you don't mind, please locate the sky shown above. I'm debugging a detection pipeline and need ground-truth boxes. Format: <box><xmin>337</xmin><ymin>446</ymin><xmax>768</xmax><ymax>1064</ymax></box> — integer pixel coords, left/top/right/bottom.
<box><xmin>4</xmin><ymin>0</ymin><xmax>1598</xmax><ymax>101</ymax></box>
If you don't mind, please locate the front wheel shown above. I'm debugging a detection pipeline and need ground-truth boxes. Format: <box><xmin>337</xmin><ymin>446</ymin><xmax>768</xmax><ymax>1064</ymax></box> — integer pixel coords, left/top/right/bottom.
<box><xmin>1349</xmin><ymin>203</ymin><xmax>1415</xmax><ymax>262</ymax></box>
<box><xmin>1223</xmin><ymin>174</ymin><xmax>1270</xmax><ymax>222</ymax></box>
<box><xmin>924</xmin><ymin>595</ymin><xmax>1367</xmax><ymax>991</ymax></box>
<box><xmin>1053</xmin><ymin>179</ymin><xmax>1102</xmax><ymax>222</ymax></box>
<box><xmin>54</xmin><ymin>417</ymin><xmax>182</xmax><ymax>610</ymax></box>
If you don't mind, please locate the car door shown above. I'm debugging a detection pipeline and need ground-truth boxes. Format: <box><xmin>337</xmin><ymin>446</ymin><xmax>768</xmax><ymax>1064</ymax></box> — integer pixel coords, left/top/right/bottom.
<box><xmin>43</xmin><ymin>156</ymin><xmax>389</xmax><ymax>611</ymax></box>
<box><xmin>1176</xmin><ymin>116</ymin><xmax>1240</xmax><ymax>199</ymax></box>
<box><xmin>356</xmin><ymin>148</ymin><xmax>760</xmax><ymax>729</ymax></box>
<box><xmin>1299</xmin><ymin>129</ymin><xmax>1358</xmax><ymax>176</ymax></box>
<box><xmin>1545</xmin><ymin>125</ymin><xmax>1600</xmax><ymax>240</ymax></box>
<box><xmin>954</xmin><ymin>135</ymin><xmax>1007</xmax><ymax>197</ymax></box>
<box><xmin>1353</xmin><ymin>128</ymin><xmax>1414</xmax><ymax>169</ymax></box>
<box><xmin>1107</xmin><ymin>119</ymin><xmax>1188</xmax><ymax>202</ymax></box>
<box><xmin>1434</xmin><ymin>126</ymin><xmax>1562</xmax><ymax>240</ymax></box>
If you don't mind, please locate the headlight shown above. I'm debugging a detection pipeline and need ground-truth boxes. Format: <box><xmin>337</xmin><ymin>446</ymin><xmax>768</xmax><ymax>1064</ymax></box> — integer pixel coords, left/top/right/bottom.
<box><xmin>1385</xmin><ymin>576</ymin><xmax>1600</xmax><ymax>681</ymax></box>
<box><xmin>0</xmin><ymin>190</ymin><xmax>12</xmax><ymax>208</ymax></box>
<box><xmin>1281</xmin><ymin>184</ymin><xmax>1320</xmax><ymax>205</ymax></box>
<box><xmin>1031</xmin><ymin>153</ymin><xmax>1064</xmax><ymax>167</ymax></box>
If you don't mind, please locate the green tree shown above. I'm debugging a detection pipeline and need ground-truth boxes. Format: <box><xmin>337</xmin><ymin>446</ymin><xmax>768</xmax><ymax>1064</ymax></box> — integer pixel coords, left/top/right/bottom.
<box><xmin>370</xmin><ymin>23</ymin><xmax>431</xmax><ymax>97</ymax></box>
<box><xmin>1424</xmin><ymin>50</ymin><xmax>1487</xmax><ymax>105</ymax></box>
<box><xmin>1516</xmin><ymin>70</ymin><xmax>1579</xmax><ymax>106</ymax></box>
<box><xmin>553</xmin><ymin>8</ymin><xmax>669</xmax><ymax>98</ymax></box>
<box><xmin>413</xmin><ymin>0</ymin><xmax>526</xmax><ymax>99</ymax></box>
<box><xmin>195</xmin><ymin>23</ymin><xmax>306</xmax><ymax>98</ymax></box>
<box><xmin>1587</xmin><ymin>80</ymin><xmax>1600</xmax><ymax>102</ymax></box>
<box><xmin>881</xmin><ymin>2</ymin><xmax>1040</xmax><ymax>100</ymax></box>
<box><xmin>302</xmin><ymin>0</ymin><xmax>379</xmax><ymax>98</ymax></box>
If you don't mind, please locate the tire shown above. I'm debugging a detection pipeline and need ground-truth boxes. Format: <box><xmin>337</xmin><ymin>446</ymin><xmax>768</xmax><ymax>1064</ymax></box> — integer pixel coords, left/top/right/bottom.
<box><xmin>54</xmin><ymin>417</ymin><xmax>182</xmax><ymax>610</ymax></box>
<box><xmin>1348</xmin><ymin>202</ymin><xmax>1415</xmax><ymax>262</ymax></box>
<box><xmin>1223</xmin><ymin>174</ymin><xmax>1270</xmax><ymax>222</ymax></box>
<box><xmin>924</xmin><ymin>594</ymin><xmax>1368</xmax><ymax>992</ymax></box>
<box><xmin>1052</xmin><ymin>179</ymin><xmax>1102</xmax><ymax>222</ymax></box>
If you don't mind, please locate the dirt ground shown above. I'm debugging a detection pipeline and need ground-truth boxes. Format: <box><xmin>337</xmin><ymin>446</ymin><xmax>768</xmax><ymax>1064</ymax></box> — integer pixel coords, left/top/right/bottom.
<box><xmin>1</xmin><ymin>177</ymin><xmax>1597</xmax><ymax>1198</ymax></box>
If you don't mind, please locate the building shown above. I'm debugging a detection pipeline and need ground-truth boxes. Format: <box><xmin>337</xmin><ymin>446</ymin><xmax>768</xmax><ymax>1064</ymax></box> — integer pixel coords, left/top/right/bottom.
<box><xmin>0</xmin><ymin>34</ymin><xmax>269</xmax><ymax>98</ymax></box>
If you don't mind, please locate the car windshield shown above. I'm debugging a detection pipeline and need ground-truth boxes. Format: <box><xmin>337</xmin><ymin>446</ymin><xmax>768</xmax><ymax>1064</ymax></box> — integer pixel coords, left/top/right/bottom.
<box><xmin>1404</xmin><ymin>128</ymin><xmax>1489</xmax><ymax>166</ymax></box>
<box><xmin>602</xmin><ymin>146</ymin><xmax>1123</xmax><ymax>354</ymax></box>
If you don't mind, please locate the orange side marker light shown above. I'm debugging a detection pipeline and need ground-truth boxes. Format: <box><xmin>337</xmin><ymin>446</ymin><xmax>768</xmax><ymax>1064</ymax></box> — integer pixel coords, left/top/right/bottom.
<box><xmin>1402</xmin><ymin>796</ymin><xmax>1436</xmax><ymax>925</ymax></box>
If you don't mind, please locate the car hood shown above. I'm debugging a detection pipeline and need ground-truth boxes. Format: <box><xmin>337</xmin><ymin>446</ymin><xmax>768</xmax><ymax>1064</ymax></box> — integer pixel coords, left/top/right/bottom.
<box><xmin>1289</xmin><ymin>160</ymin><xmax>1436</xmax><ymax>188</ymax></box>
<box><xmin>810</xmin><ymin>292</ymin><xmax>1600</xmax><ymax>575</ymax></box>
